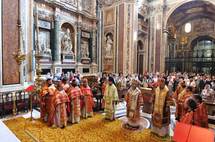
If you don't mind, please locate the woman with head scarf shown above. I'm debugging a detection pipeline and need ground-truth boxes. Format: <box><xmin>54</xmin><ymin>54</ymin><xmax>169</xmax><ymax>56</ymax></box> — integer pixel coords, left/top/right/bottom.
<box><xmin>201</xmin><ymin>84</ymin><xmax>214</xmax><ymax>115</ymax></box>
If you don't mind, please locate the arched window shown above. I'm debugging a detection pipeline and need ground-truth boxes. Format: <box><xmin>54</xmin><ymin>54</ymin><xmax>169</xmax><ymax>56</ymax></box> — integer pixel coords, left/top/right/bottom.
<box><xmin>193</xmin><ymin>40</ymin><xmax>213</xmax><ymax>57</ymax></box>
<box><xmin>137</xmin><ymin>40</ymin><xmax>143</xmax><ymax>51</ymax></box>
<box><xmin>185</xmin><ymin>23</ymin><xmax>191</xmax><ymax>33</ymax></box>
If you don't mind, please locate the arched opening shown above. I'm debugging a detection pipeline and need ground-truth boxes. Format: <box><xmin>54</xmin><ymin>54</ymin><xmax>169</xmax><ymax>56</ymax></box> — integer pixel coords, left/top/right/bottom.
<box><xmin>60</xmin><ymin>22</ymin><xmax>76</xmax><ymax>62</ymax></box>
<box><xmin>191</xmin><ymin>36</ymin><xmax>215</xmax><ymax>74</ymax></box>
<box><xmin>137</xmin><ymin>40</ymin><xmax>144</xmax><ymax>74</ymax></box>
<box><xmin>165</xmin><ymin>1</ymin><xmax>215</xmax><ymax>74</ymax></box>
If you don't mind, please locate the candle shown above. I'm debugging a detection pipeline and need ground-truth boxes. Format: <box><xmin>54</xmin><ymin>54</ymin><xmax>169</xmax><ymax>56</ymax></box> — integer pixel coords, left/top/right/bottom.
<box><xmin>13</xmin><ymin>93</ymin><xmax>15</xmax><ymax>101</ymax></box>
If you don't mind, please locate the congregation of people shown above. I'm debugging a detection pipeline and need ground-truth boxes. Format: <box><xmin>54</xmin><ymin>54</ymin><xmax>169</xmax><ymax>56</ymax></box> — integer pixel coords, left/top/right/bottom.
<box><xmin>41</xmin><ymin>69</ymin><xmax>213</xmax><ymax>137</ymax></box>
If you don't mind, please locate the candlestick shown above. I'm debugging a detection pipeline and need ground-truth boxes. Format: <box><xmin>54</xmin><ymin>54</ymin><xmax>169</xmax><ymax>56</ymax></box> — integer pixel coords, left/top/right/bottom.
<box><xmin>12</xmin><ymin>93</ymin><xmax>17</xmax><ymax>116</ymax></box>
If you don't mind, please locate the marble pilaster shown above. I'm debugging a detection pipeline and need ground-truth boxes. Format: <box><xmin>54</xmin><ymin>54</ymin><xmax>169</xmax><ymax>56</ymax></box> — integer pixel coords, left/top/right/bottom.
<box><xmin>54</xmin><ymin>14</ymin><xmax>60</xmax><ymax>62</ymax></box>
<box><xmin>77</xmin><ymin>22</ymin><xmax>81</xmax><ymax>63</ymax></box>
<box><xmin>91</xmin><ymin>25</ymin><xmax>96</xmax><ymax>63</ymax></box>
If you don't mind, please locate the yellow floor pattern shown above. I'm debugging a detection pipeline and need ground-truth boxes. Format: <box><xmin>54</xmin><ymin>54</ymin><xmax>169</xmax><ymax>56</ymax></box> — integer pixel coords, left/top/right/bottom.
<box><xmin>3</xmin><ymin>112</ymin><xmax>172</xmax><ymax>142</ymax></box>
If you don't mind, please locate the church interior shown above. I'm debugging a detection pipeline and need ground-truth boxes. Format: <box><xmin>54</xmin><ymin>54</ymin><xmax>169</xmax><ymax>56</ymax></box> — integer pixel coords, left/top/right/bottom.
<box><xmin>0</xmin><ymin>0</ymin><xmax>215</xmax><ymax>141</ymax></box>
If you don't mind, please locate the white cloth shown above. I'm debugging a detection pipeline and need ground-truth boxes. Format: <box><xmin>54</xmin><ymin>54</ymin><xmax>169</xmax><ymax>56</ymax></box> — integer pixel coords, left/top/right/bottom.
<box><xmin>53</xmin><ymin>105</ymin><xmax>61</xmax><ymax>127</ymax></box>
<box><xmin>151</xmin><ymin>124</ymin><xmax>170</xmax><ymax>137</ymax></box>
<box><xmin>186</xmin><ymin>81</ymin><xmax>196</xmax><ymax>88</ymax></box>
<box><xmin>0</xmin><ymin>120</ymin><xmax>20</xmax><ymax>142</ymax></box>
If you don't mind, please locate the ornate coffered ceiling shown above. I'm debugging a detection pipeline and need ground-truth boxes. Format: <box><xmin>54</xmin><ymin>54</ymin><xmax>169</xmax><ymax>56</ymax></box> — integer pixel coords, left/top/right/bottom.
<box><xmin>168</xmin><ymin>1</ymin><xmax>215</xmax><ymax>37</ymax></box>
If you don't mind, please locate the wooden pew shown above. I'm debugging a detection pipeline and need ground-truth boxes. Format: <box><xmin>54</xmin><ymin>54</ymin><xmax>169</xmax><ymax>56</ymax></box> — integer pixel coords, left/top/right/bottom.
<box><xmin>205</xmin><ymin>102</ymin><xmax>215</xmax><ymax>124</ymax></box>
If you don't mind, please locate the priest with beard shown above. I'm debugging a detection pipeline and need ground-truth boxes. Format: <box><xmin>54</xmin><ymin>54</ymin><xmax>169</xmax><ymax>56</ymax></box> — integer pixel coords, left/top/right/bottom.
<box><xmin>67</xmin><ymin>79</ymin><xmax>83</xmax><ymax>124</ymax></box>
<box><xmin>80</xmin><ymin>78</ymin><xmax>95</xmax><ymax>118</ymax></box>
<box><xmin>62</xmin><ymin>78</ymin><xmax>69</xmax><ymax>93</ymax></box>
<box><xmin>103</xmin><ymin>77</ymin><xmax>119</xmax><ymax>121</ymax></box>
<box><xmin>124</xmin><ymin>80</ymin><xmax>144</xmax><ymax>128</ymax></box>
<box><xmin>150</xmin><ymin>78</ymin><xmax>174</xmax><ymax>137</ymax></box>
<box><xmin>40</xmin><ymin>78</ymin><xmax>56</xmax><ymax>124</ymax></box>
<box><xmin>180</xmin><ymin>97</ymin><xmax>198</xmax><ymax>125</ymax></box>
<box><xmin>50</xmin><ymin>83</ymin><xmax>70</xmax><ymax>128</ymax></box>
<box><xmin>172</xmin><ymin>80</ymin><xmax>186</xmax><ymax>121</ymax></box>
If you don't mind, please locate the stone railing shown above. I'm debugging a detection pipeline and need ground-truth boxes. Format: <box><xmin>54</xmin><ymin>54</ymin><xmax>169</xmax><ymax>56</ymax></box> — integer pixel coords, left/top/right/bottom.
<box><xmin>138</xmin><ymin>19</ymin><xmax>148</xmax><ymax>32</ymax></box>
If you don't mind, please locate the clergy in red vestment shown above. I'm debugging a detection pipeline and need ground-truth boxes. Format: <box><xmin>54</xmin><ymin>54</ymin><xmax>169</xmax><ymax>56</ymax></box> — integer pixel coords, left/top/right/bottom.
<box><xmin>177</xmin><ymin>86</ymin><xmax>193</xmax><ymax>117</ymax></box>
<box><xmin>62</xmin><ymin>78</ymin><xmax>69</xmax><ymax>93</ymax></box>
<box><xmin>193</xmin><ymin>94</ymin><xmax>209</xmax><ymax>128</ymax></box>
<box><xmin>50</xmin><ymin>83</ymin><xmax>70</xmax><ymax>128</ymax></box>
<box><xmin>150</xmin><ymin>78</ymin><xmax>175</xmax><ymax>137</ymax></box>
<box><xmin>40</xmin><ymin>78</ymin><xmax>56</xmax><ymax>123</ymax></box>
<box><xmin>67</xmin><ymin>79</ymin><xmax>83</xmax><ymax>123</ymax></box>
<box><xmin>124</xmin><ymin>80</ymin><xmax>144</xmax><ymax>127</ymax></box>
<box><xmin>80</xmin><ymin>78</ymin><xmax>95</xmax><ymax>118</ymax></box>
<box><xmin>172</xmin><ymin>80</ymin><xmax>186</xmax><ymax>121</ymax></box>
<box><xmin>102</xmin><ymin>78</ymin><xmax>108</xmax><ymax>108</ymax></box>
<box><xmin>180</xmin><ymin>97</ymin><xmax>198</xmax><ymax>125</ymax></box>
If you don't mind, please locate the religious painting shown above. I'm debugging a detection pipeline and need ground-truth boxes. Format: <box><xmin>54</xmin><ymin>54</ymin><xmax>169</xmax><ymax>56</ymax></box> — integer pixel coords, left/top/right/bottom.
<box><xmin>105</xmin><ymin>8</ymin><xmax>115</xmax><ymax>26</ymax></box>
<box><xmin>194</xmin><ymin>20</ymin><xmax>214</xmax><ymax>33</ymax></box>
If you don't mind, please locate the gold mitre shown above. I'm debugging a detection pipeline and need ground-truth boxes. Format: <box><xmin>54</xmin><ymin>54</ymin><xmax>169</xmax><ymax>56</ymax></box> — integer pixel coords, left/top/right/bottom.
<box><xmin>82</xmin><ymin>78</ymin><xmax>88</xmax><ymax>83</ymax></box>
<box><xmin>132</xmin><ymin>80</ymin><xmax>137</xmax><ymax>85</ymax></box>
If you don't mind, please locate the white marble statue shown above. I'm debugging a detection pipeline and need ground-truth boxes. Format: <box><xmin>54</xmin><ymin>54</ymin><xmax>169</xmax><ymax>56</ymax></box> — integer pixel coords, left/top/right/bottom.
<box><xmin>81</xmin><ymin>41</ymin><xmax>89</xmax><ymax>59</ymax></box>
<box><xmin>105</xmin><ymin>36</ymin><xmax>113</xmax><ymax>58</ymax></box>
<box><xmin>61</xmin><ymin>29</ymin><xmax>73</xmax><ymax>53</ymax></box>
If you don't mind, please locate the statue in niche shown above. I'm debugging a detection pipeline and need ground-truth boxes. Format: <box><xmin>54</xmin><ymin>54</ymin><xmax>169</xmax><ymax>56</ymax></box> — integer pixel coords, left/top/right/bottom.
<box><xmin>81</xmin><ymin>40</ymin><xmax>89</xmax><ymax>58</ymax></box>
<box><xmin>61</xmin><ymin>28</ymin><xmax>73</xmax><ymax>54</ymax></box>
<box><xmin>105</xmin><ymin>35</ymin><xmax>113</xmax><ymax>58</ymax></box>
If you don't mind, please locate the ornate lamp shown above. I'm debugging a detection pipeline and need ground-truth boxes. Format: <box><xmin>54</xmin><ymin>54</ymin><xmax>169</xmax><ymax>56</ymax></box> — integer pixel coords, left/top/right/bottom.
<box><xmin>12</xmin><ymin>19</ymin><xmax>26</xmax><ymax>72</ymax></box>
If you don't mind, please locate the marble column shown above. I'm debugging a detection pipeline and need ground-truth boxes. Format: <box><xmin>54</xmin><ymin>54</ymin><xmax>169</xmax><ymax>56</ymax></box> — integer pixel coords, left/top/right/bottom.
<box><xmin>77</xmin><ymin>23</ymin><xmax>81</xmax><ymax>63</ymax></box>
<box><xmin>91</xmin><ymin>25</ymin><xmax>96</xmax><ymax>63</ymax></box>
<box><xmin>54</xmin><ymin>15</ymin><xmax>60</xmax><ymax>61</ymax></box>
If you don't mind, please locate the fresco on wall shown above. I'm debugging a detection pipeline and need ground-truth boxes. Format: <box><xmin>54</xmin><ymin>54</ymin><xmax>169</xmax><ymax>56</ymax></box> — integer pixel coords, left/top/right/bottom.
<box><xmin>194</xmin><ymin>20</ymin><xmax>214</xmax><ymax>33</ymax></box>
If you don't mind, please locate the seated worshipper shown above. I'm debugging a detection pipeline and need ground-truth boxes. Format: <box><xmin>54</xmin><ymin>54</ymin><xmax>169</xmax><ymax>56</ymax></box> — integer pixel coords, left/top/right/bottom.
<box><xmin>150</xmin><ymin>78</ymin><xmax>174</xmax><ymax>137</ymax></box>
<box><xmin>80</xmin><ymin>79</ymin><xmax>95</xmax><ymax>118</ymax></box>
<box><xmin>50</xmin><ymin>83</ymin><xmax>70</xmax><ymax>128</ymax></box>
<box><xmin>67</xmin><ymin>79</ymin><xmax>83</xmax><ymax>124</ymax></box>
<box><xmin>103</xmin><ymin>77</ymin><xmax>119</xmax><ymax>121</ymax></box>
<box><xmin>124</xmin><ymin>80</ymin><xmax>144</xmax><ymax>127</ymax></box>
<box><xmin>62</xmin><ymin>78</ymin><xmax>70</xmax><ymax>93</ymax></box>
<box><xmin>180</xmin><ymin>97</ymin><xmax>201</xmax><ymax>126</ymax></box>
<box><xmin>40</xmin><ymin>78</ymin><xmax>56</xmax><ymax>124</ymax></box>
<box><xmin>193</xmin><ymin>94</ymin><xmax>208</xmax><ymax>128</ymax></box>
<box><xmin>201</xmin><ymin>84</ymin><xmax>214</xmax><ymax>115</ymax></box>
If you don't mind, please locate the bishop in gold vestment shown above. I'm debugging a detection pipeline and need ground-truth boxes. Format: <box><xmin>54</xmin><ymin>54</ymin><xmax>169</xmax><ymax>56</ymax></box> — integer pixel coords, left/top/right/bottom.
<box><xmin>150</xmin><ymin>78</ymin><xmax>174</xmax><ymax>137</ymax></box>
<box><xmin>124</xmin><ymin>80</ymin><xmax>144</xmax><ymax>127</ymax></box>
<box><xmin>103</xmin><ymin>77</ymin><xmax>119</xmax><ymax>121</ymax></box>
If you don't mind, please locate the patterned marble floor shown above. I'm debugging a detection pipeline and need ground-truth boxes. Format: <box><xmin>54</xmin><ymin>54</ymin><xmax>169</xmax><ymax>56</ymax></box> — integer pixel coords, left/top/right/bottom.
<box><xmin>1</xmin><ymin>102</ymin><xmax>214</xmax><ymax>139</ymax></box>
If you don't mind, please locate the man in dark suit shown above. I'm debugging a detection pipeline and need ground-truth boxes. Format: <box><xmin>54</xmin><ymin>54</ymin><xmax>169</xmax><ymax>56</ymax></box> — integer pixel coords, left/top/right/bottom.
<box><xmin>199</xmin><ymin>76</ymin><xmax>210</xmax><ymax>93</ymax></box>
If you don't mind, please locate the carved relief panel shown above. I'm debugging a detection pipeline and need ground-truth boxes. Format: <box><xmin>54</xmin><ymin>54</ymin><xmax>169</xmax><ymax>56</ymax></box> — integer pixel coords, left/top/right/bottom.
<box><xmin>82</xmin><ymin>0</ymin><xmax>92</xmax><ymax>12</ymax></box>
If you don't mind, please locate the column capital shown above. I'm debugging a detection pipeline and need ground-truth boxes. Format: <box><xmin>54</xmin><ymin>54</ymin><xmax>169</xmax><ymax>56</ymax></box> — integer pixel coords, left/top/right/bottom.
<box><xmin>54</xmin><ymin>12</ymin><xmax>61</xmax><ymax>21</ymax></box>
